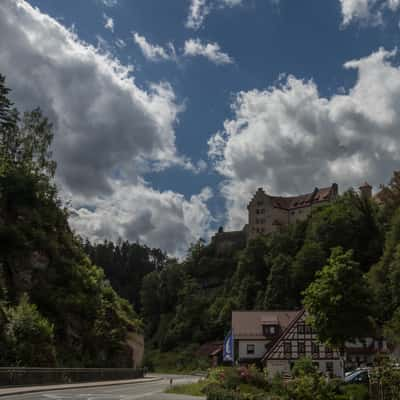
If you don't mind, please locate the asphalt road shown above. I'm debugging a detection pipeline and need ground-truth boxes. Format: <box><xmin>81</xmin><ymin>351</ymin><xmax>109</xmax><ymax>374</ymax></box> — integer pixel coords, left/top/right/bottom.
<box><xmin>5</xmin><ymin>375</ymin><xmax>204</xmax><ymax>400</ymax></box>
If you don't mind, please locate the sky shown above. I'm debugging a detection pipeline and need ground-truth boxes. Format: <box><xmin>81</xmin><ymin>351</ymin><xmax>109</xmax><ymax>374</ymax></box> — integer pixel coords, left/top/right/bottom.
<box><xmin>1</xmin><ymin>0</ymin><xmax>400</xmax><ymax>256</ymax></box>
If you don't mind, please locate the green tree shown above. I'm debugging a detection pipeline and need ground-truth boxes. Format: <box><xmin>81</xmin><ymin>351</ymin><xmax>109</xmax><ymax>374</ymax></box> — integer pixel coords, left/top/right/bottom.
<box><xmin>303</xmin><ymin>247</ymin><xmax>374</xmax><ymax>347</ymax></box>
<box><xmin>291</xmin><ymin>241</ymin><xmax>326</xmax><ymax>301</ymax></box>
<box><xmin>306</xmin><ymin>191</ymin><xmax>383</xmax><ymax>269</ymax></box>
<box><xmin>4</xmin><ymin>294</ymin><xmax>56</xmax><ymax>366</ymax></box>
<box><xmin>264</xmin><ymin>254</ymin><xmax>293</xmax><ymax>309</ymax></box>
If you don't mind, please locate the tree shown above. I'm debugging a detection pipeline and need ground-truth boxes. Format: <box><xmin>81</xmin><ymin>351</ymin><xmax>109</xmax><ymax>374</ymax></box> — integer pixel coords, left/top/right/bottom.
<box><xmin>264</xmin><ymin>254</ymin><xmax>293</xmax><ymax>309</ymax></box>
<box><xmin>369</xmin><ymin>208</ymin><xmax>400</xmax><ymax>323</ymax></box>
<box><xmin>303</xmin><ymin>247</ymin><xmax>374</xmax><ymax>347</ymax></box>
<box><xmin>3</xmin><ymin>294</ymin><xmax>56</xmax><ymax>367</ymax></box>
<box><xmin>291</xmin><ymin>241</ymin><xmax>326</xmax><ymax>301</ymax></box>
<box><xmin>306</xmin><ymin>191</ymin><xmax>383</xmax><ymax>269</ymax></box>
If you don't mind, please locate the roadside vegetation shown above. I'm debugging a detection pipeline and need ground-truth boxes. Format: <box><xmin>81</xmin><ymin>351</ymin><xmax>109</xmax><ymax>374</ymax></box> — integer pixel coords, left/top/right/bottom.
<box><xmin>166</xmin><ymin>360</ymin><xmax>372</xmax><ymax>400</ymax></box>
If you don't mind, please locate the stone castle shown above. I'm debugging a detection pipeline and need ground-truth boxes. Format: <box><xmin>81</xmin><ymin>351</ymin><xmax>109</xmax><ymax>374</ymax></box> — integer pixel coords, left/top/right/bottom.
<box><xmin>246</xmin><ymin>183</ymin><xmax>338</xmax><ymax>240</ymax></box>
<box><xmin>212</xmin><ymin>182</ymin><xmax>375</xmax><ymax>253</ymax></box>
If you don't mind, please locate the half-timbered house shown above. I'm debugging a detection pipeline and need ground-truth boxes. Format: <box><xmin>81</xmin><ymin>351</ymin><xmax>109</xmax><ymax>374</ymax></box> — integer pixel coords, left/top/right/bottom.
<box><xmin>261</xmin><ymin>309</ymin><xmax>344</xmax><ymax>377</ymax></box>
<box><xmin>232</xmin><ymin>310</ymin><xmax>300</xmax><ymax>365</ymax></box>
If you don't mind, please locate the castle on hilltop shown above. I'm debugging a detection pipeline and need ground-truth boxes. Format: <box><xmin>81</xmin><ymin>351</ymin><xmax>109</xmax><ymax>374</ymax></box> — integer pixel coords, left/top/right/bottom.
<box><xmin>212</xmin><ymin>183</ymin><xmax>342</xmax><ymax>253</ymax></box>
<box><xmin>246</xmin><ymin>183</ymin><xmax>338</xmax><ymax>240</ymax></box>
<box><xmin>212</xmin><ymin>182</ymin><xmax>376</xmax><ymax>253</ymax></box>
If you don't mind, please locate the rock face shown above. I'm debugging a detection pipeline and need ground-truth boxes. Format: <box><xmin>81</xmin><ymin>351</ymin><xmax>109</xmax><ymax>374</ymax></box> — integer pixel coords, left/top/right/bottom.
<box><xmin>126</xmin><ymin>332</ymin><xmax>144</xmax><ymax>368</ymax></box>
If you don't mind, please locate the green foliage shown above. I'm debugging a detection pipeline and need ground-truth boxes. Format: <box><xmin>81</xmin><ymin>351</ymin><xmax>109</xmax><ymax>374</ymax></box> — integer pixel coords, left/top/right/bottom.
<box><xmin>3</xmin><ymin>294</ymin><xmax>56</xmax><ymax>366</ymax></box>
<box><xmin>0</xmin><ymin>75</ymin><xmax>141</xmax><ymax>367</ymax></box>
<box><xmin>144</xmin><ymin>347</ymin><xmax>209</xmax><ymax>373</ymax></box>
<box><xmin>339</xmin><ymin>384</ymin><xmax>369</xmax><ymax>400</ymax></box>
<box><xmin>291</xmin><ymin>357</ymin><xmax>317</xmax><ymax>377</ymax></box>
<box><xmin>369</xmin><ymin>356</ymin><xmax>400</xmax><ymax>400</ymax></box>
<box><xmin>84</xmin><ymin>239</ymin><xmax>166</xmax><ymax>313</ymax></box>
<box><xmin>166</xmin><ymin>380</ymin><xmax>208</xmax><ymax>396</ymax></box>
<box><xmin>304</xmin><ymin>247</ymin><xmax>374</xmax><ymax>346</ymax></box>
<box><xmin>306</xmin><ymin>191</ymin><xmax>383</xmax><ymax>269</ymax></box>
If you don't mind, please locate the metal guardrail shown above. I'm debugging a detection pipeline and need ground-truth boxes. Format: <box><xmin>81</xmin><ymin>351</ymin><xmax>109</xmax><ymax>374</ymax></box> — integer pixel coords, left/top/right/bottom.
<box><xmin>0</xmin><ymin>367</ymin><xmax>144</xmax><ymax>387</ymax></box>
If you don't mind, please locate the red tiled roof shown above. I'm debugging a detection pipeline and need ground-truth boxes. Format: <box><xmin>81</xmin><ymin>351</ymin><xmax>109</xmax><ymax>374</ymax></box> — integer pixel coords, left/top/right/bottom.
<box><xmin>269</xmin><ymin>186</ymin><xmax>335</xmax><ymax>210</ymax></box>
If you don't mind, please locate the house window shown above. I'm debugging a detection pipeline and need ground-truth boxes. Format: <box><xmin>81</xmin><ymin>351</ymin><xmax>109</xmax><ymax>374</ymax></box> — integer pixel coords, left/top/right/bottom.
<box><xmin>298</xmin><ymin>342</ymin><xmax>305</xmax><ymax>356</ymax></box>
<box><xmin>326</xmin><ymin>362</ymin><xmax>334</xmax><ymax>373</ymax></box>
<box><xmin>297</xmin><ymin>324</ymin><xmax>305</xmax><ymax>335</ymax></box>
<box><xmin>247</xmin><ymin>344</ymin><xmax>255</xmax><ymax>355</ymax></box>
<box><xmin>284</xmin><ymin>342</ymin><xmax>292</xmax><ymax>358</ymax></box>
<box><xmin>312</xmin><ymin>342</ymin><xmax>319</xmax><ymax>358</ymax></box>
<box><xmin>305</xmin><ymin>325</ymin><xmax>313</xmax><ymax>335</ymax></box>
<box><xmin>325</xmin><ymin>346</ymin><xmax>333</xmax><ymax>358</ymax></box>
<box><xmin>263</xmin><ymin>325</ymin><xmax>277</xmax><ymax>337</ymax></box>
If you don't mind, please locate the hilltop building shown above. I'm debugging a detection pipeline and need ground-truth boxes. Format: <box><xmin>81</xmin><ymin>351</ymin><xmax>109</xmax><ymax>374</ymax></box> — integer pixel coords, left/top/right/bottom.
<box><xmin>247</xmin><ymin>184</ymin><xmax>338</xmax><ymax>240</ymax></box>
<box><xmin>212</xmin><ymin>183</ymin><xmax>339</xmax><ymax>250</ymax></box>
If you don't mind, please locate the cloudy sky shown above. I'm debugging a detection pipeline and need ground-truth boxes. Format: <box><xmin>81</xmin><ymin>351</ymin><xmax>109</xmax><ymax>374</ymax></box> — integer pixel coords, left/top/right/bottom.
<box><xmin>1</xmin><ymin>0</ymin><xmax>400</xmax><ymax>255</ymax></box>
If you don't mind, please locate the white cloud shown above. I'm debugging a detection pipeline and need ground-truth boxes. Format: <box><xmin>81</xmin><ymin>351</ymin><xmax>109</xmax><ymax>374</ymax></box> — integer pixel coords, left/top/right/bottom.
<box><xmin>184</xmin><ymin>38</ymin><xmax>233</xmax><ymax>65</ymax></box>
<box><xmin>0</xmin><ymin>0</ymin><xmax>211</xmax><ymax>255</ymax></box>
<box><xmin>97</xmin><ymin>0</ymin><xmax>118</xmax><ymax>7</ymax></box>
<box><xmin>133</xmin><ymin>32</ymin><xmax>176</xmax><ymax>62</ymax></box>
<box><xmin>209</xmin><ymin>48</ymin><xmax>400</xmax><ymax>229</ymax></box>
<box><xmin>103</xmin><ymin>13</ymin><xmax>114</xmax><ymax>32</ymax></box>
<box><xmin>115</xmin><ymin>38</ymin><xmax>126</xmax><ymax>48</ymax></box>
<box><xmin>339</xmin><ymin>0</ymin><xmax>400</xmax><ymax>26</ymax></box>
<box><xmin>186</xmin><ymin>0</ymin><xmax>210</xmax><ymax>30</ymax></box>
<box><xmin>68</xmin><ymin>182</ymin><xmax>214</xmax><ymax>257</ymax></box>
<box><xmin>185</xmin><ymin>0</ymin><xmax>245</xmax><ymax>30</ymax></box>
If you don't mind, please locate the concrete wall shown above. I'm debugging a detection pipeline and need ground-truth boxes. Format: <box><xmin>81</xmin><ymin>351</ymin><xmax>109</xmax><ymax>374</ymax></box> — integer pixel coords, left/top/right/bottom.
<box><xmin>238</xmin><ymin>340</ymin><xmax>269</xmax><ymax>360</ymax></box>
<box><xmin>0</xmin><ymin>367</ymin><xmax>144</xmax><ymax>387</ymax></box>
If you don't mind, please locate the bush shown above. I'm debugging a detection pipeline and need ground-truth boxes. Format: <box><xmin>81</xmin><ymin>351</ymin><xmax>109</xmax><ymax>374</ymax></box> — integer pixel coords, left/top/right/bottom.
<box><xmin>3</xmin><ymin>294</ymin><xmax>56</xmax><ymax>366</ymax></box>
<box><xmin>339</xmin><ymin>384</ymin><xmax>369</xmax><ymax>400</ymax></box>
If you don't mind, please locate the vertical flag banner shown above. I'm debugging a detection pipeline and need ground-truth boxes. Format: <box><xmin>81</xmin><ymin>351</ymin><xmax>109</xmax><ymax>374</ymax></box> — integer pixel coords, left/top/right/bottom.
<box><xmin>223</xmin><ymin>330</ymin><xmax>234</xmax><ymax>362</ymax></box>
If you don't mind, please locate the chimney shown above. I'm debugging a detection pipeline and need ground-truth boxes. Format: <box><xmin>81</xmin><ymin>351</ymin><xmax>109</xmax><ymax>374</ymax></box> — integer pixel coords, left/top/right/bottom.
<box><xmin>359</xmin><ymin>182</ymin><xmax>372</xmax><ymax>199</ymax></box>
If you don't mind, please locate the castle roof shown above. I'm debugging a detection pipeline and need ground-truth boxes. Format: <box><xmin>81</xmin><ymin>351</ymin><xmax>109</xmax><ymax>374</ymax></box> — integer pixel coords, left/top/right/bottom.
<box><xmin>248</xmin><ymin>184</ymin><xmax>337</xmax><ymax>211</ymax></box>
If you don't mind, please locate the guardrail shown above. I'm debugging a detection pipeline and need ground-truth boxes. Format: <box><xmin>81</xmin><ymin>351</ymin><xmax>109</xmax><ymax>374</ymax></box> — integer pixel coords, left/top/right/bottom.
<box><xmin>0</xmin><ymin>367</ymin><xmax>144</xmax><ymax>387</ymax></box>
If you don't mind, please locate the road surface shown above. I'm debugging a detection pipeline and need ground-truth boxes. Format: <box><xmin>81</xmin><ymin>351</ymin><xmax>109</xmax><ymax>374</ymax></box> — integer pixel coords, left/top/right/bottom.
<box><xmin>4</xmin><ymin>374</ymin><xmax>204</xmax><ymax>400</ymax></box>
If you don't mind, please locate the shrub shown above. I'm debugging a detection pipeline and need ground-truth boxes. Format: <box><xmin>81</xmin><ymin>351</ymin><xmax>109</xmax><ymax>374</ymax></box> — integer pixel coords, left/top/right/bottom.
<box><xmin>339</xmin><ymin>384</ymin><xmax>369</xmax><ymax>400</ymax></box>
<box><xmin>4</xmin><ymin>294</ymin><xmax>56</xmax><ymax>366</ymax></box>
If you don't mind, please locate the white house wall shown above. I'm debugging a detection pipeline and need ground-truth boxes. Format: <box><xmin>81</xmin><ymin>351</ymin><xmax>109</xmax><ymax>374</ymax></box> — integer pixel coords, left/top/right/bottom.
<box><xmin>238</xmin><ymin>340</ymin><xmax>269</xmax><ymax>360</ymax></box>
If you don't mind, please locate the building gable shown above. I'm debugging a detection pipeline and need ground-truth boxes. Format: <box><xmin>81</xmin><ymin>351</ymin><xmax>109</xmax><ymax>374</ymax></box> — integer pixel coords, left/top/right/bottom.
<box><xmin>262</xmin><ymin>310</ymin><xmax>341</xmax><ymax>362</ymax></box>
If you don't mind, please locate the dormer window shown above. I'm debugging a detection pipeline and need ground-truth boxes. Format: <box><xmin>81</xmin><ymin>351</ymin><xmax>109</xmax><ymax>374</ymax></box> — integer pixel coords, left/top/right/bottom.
<box><xmin>263</xmin><ymin>324</ymin><xmax>278</xmax><ymax>337</ymax></box>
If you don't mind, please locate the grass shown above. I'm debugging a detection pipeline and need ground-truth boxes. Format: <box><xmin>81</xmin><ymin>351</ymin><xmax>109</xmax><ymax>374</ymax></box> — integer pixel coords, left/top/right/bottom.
<box><xmin>165</xmin><ymin>380</ymin><xmax>208</xmax><ymax>397</ymax></box>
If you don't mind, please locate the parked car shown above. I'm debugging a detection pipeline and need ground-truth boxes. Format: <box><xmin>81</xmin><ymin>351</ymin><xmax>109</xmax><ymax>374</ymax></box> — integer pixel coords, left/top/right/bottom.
<box><xmin>344</xmin><ymin>368</ymin><xmax>369</xmax><ymax>385</ymax></box>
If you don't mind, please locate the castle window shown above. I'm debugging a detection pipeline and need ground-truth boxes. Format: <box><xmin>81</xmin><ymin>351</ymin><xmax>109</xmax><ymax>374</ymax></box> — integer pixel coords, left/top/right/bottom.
<box><xmin>257</xmin><ymin>201</ymin><xmax>263</xmax><ymax>206</ymax></box>
<box><xmin>256</xmin><ymin>209</ymin><xmax>260</xmax><ymax>214</ymax></box>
